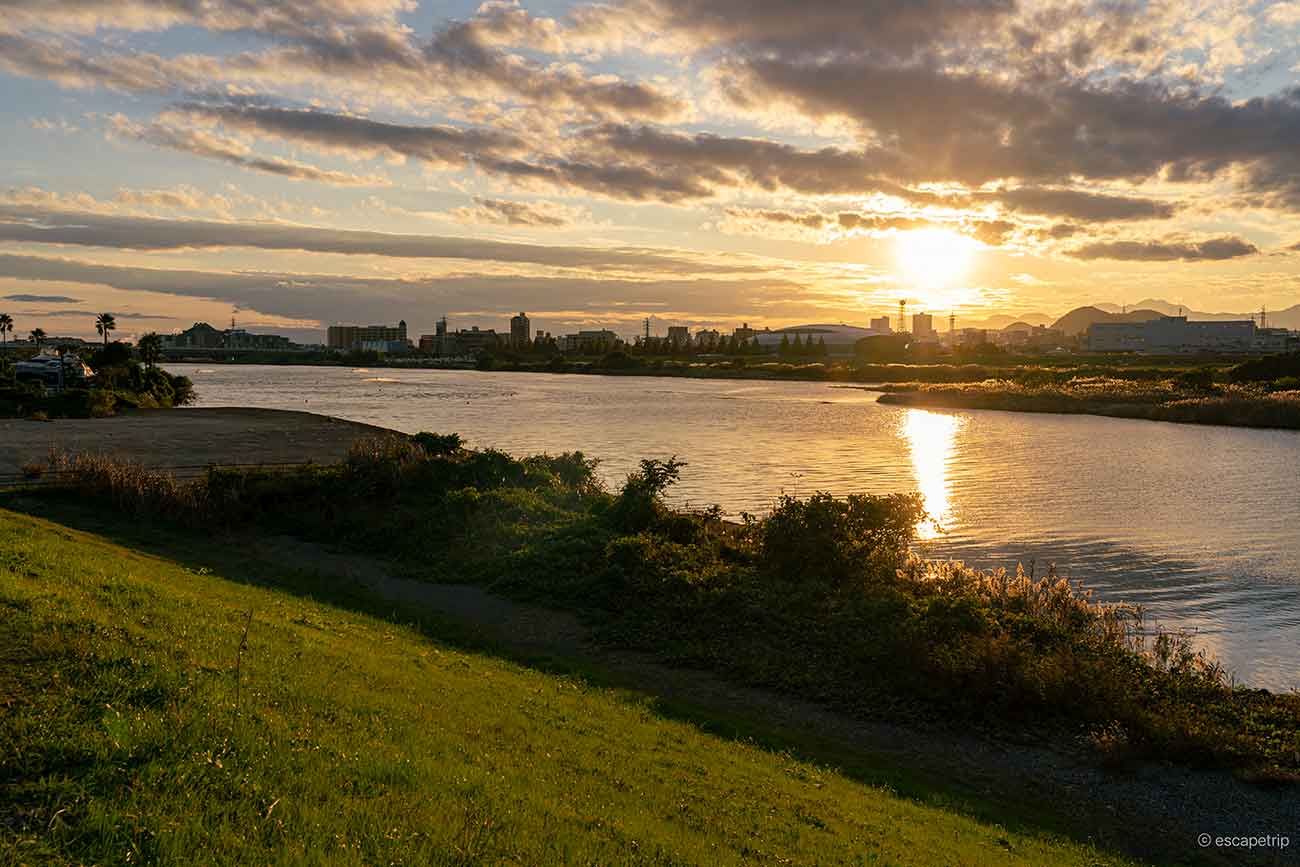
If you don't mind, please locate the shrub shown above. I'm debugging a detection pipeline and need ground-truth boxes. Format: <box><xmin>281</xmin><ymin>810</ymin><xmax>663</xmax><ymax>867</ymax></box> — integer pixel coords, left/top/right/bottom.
<box><xmin>607</xmin><ymin>457</ymin><xmax>685</xmax><ymax>532</ymax></box>
<box><xmin>412</xmin><ymin>431</ymin><xmax>463</xmax><ymax>456</ymax></box>
<box><xmin>755</xmin><ymin>492</ymin><xmax>925</xmax><ymax>589</ymax></box>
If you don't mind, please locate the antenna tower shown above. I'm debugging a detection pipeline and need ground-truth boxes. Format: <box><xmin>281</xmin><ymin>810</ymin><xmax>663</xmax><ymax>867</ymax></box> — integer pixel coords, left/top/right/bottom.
<box><xmin>898</xmin><ymin>299</ymin><xmax>907</xmax><ymax>333</ymax></box>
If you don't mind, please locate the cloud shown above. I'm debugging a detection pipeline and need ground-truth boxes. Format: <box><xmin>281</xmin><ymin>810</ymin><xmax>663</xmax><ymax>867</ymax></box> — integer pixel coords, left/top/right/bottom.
<box><xmin>0</xmin><ymin>252</ymin><xmax>806</xmax><ymax>328</ymax></box>
<box><xmin>0</xmin><ymin>0</ymin><xmax>412</xmax><ymax>37</ymax></box>
<box><xmin>723</xmin><ymin>55</ymin><xmax>1300</xmax><ymax>204</ymax></box>
<box><xmin>450</xmin><ymin>197</ymin><xmax>585</xmax><ymax>228</ymax></box>
<box><xmin>0</xmin><ymin>203</ymin><xmax>755</xmax><ymax>273</ymax></box>
<box><xmin>1067</xmin><ymin>236</ymin><xmax>1259</xmax><ymax>261</ymax></box>
<box><xmin>721</xmin><ymin>207</ymin><xmax>1017</xmax><ymax>245</ymax></box>
<box><xmin>986</xmin><ymin>187</ymin><xmax>1178</xmax><ymax>221</ymax></box>
<box><xmin>178</xmin><ymin>103</ymin><xmax>528</xmax><ymax>167</ymax></box>
<box><xmin>2</xmin><ymin>293</ymin><xmax>83</xmax><ymax>303</ymax></box>
<box><xmin>107</xmin><ymin>115</ymin><xmax>392</xmax><ymax>186</ymax></box>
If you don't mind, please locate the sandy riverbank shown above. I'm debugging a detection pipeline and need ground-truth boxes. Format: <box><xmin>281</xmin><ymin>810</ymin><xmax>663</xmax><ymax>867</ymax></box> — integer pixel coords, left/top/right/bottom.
<box><xmin>0</xmin><ymin>407</ymin><xmax>390</xmax><ymax>473</ymax></box>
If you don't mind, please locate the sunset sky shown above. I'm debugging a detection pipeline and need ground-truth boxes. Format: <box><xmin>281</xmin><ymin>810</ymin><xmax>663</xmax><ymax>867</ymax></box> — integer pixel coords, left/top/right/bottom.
<box><xmin>3</xmin><ymin>0</ymin><xmax>1300</xmax><ymax>341</ymax></box>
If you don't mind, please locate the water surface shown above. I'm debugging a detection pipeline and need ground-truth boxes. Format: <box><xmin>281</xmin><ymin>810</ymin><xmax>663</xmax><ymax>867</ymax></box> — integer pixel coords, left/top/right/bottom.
<box><xmin>176</xmin><ymin>364</ymin><xmax>1300</xmax><ymax>690</ymax></box>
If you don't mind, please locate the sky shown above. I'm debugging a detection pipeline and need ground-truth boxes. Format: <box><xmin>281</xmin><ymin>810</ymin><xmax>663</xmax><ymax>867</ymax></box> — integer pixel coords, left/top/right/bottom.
<box><xmin>2</xmin><ymin>0</ymin><xmax>1300</xmax><ymax>342</ymax></box>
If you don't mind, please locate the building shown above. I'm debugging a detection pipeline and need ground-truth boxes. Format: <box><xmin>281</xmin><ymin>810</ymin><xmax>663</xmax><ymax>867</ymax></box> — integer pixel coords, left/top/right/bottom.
<box><xmin>510</xmin><ymin>312</ymin><xmax>531</xmax><ymax>348</ymax></box>
<box><xmin>1086</xmin><ymin>316</ymin><xmax>1293</xmax><ymax>354</ymax></box>
<box><xmin>733</xmin><ymin>322</ymin><xmax>759</xmax><ymax>341</ymax></box>
<box><xmin>168</xmin><ymin>322</ymin><xmax>226</xmax><ymax>349</ymax></box>
<box><xmin>912</xmin><ymin>313</ymin><xmax>936</xmax><ymax>339</ymax></box>
<box><xmin>666</xmin><ymin>325</ymin><xmax>690</xmax><ymax>346</ymax></box>
<box><xmin>327</xmin><ymin>321</ymin><xmax>408</xmax><ymax>351</ymax></box>
<box><xmin>164</xmin><ymin>322</ymin><xmax>297</xmax><ymax>351</ymax></box>
<box><xmin>223</xmin><ymin>329</ymin><xmax>293</xmax><ymax>351</ymax></box>
<box><xmin>695</xmin><ymin>328</ymin><xmax>722</xmax><ymax>349</ymax></box>
<box><xmin>562</xmin><ymin>330</ymin><xmax>621</xmax><ymax>353</ymax></box>
<box><xmin>870</xmin><ymin>316</ymin><xmax>892</xmax><ymax>333</ymax></box>
<box><xmin>754</xmin><ymin>323</ymin><xmax>886</xmax><ymax>355</ymax></box>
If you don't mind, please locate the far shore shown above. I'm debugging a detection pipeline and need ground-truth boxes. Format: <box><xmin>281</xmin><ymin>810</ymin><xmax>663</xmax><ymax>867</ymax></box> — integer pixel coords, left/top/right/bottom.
<box><xmin>875</xmin><ymin>382</ymin><xmax>1300</xmax><ymax>430</ymax></box>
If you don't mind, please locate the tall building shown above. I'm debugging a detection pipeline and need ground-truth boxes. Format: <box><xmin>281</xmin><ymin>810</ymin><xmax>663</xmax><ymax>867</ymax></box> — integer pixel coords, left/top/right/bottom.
<box><xmin>869</xmin><ymin>316</ymin><xmax>892</xmax><ymax>333</ymax></box>
<box><xmin>667</xmin><ymin>325</ymin><xmax>690</xmax><ymax>345</ymax></box>
<box><xmin>912</xmin><ymin>313</ymin><xmax>936</xmax><ymax>339</ymax></box>
<box><xmin>510</xmin><ymin>312</ymin><xmax>531</xmax><ymax>348</ymax></box>
<box><xmin>328</xmin><ymin>321</ymin><xmax>408</xmax><ymax>351</ymax></box>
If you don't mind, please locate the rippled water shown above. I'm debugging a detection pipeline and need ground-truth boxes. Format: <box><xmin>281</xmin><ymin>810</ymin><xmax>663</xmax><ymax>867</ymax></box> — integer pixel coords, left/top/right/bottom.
<box><xmin>176</xmin><ymin>364</ymin><xmax>1300</xmax><ymax>690</ymax></box>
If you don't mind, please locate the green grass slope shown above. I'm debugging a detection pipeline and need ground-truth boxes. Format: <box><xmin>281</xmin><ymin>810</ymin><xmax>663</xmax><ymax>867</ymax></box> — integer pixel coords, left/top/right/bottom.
<box><xmin>0</xmin><ymin>509</ymin><xmax>1133</xmax><ymax>866</ymax></box>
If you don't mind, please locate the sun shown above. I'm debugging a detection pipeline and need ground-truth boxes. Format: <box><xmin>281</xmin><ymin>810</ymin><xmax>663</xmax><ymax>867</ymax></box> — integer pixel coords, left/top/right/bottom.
<box><xmin>895</xmin><ymin>228</ymin><xmax>977</xmax><ymax>289</ymax></box>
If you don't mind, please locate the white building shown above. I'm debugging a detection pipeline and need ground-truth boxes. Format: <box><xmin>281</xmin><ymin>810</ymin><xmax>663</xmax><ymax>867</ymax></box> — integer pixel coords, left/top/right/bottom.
<box><xmin>754</xmin><ymin>323</ymin><xmax>886</xmax><ymax>354</ymax></box>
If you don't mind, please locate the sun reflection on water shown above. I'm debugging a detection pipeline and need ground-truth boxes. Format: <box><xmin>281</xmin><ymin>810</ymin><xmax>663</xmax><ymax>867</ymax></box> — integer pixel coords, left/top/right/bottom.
<box><xmin>902</xmin><ymin>409</ymin><xmax>961</xmax><ymax>539</ymax></box>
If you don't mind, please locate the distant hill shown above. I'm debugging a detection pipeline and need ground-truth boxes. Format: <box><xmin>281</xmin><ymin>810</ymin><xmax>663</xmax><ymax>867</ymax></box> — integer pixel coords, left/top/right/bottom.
<box><xmin>1127</xmin><ymin>299</ymin><xmax>1300</xmax><ymax>330</ymax></box>
<box><xmin>960</xmin><ymin>312</ymin><xmax>1054</xmax><ymax>330</ymax></box>
<box><xmin>1051</xmin><ymin>306</ymin><xmax>1166</xmax><ymax>337</ymax></box>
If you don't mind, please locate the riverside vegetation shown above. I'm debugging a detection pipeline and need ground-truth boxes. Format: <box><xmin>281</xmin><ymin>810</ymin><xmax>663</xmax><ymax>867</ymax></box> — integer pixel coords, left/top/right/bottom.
<box><xmin>0</xmin><ymin>342</ymin><xmax>195</xmax><ymax>418</ymax></box>
<box><xmin>0</xmin><ymin>512</ymin><xmax>1142</xmax><ymax>867</ymax></box>
<box><xmin>19</xmin><ymin>434</ymin><xmax>1300</xmax><ymax>783</ymax></box>
<box><xmin>873</xmin><ymin>352</ymin><xmax>1300</xmax><ymax>429</ymax></box>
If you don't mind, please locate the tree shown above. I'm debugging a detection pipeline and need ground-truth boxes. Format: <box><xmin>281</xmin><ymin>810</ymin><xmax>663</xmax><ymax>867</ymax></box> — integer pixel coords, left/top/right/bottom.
<box><xmin>779</xmin><ymin>334</ymin><xmax>790</xmax><ymax>357</ymax></box>
<box><xmin>0</xmin><ymin>312</ymin><xmax>12</xmax><ymax>350</ymax></box>
<box><xmin>95</xmin><ymin>312</ymin><xmax>117</xmax><ymax>347</ymax></box>
<box><xmin>817</xmin><ymin>336</ymin><xmax>829</xmax><ymax>358</ymax></box>
<box><xmin>791</xmin><ymin>334</ymin><xmax>804</xmax><ymax>356</ymax></box>
<box><xmin>29</xmin><ymin>328</ymin><xmax>46</xmax><ymax>350</ymax></box>
<box><xmin>139</xmin><ymin>332</ymin><xmax>163</xmax><ymax>368</ymax></box>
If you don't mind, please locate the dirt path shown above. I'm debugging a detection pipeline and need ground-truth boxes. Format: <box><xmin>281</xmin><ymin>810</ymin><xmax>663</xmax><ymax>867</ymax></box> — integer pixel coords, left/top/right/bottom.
<box><xmin>0</xmin><ymin>407</ymin><xmax>389</xmax><ymax>474</ymax></box>
<box><xmin>248</xmin><ymin>536</ymin><xmax>1297</xmax><ymax>867</ymax></box>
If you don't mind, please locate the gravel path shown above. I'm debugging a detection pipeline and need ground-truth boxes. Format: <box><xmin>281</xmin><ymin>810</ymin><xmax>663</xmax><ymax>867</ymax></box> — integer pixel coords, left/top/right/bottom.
<box><xmin>249</xmin><ymin>536</ymin><xmax>1298</xmax><ymax>867</ymax></box>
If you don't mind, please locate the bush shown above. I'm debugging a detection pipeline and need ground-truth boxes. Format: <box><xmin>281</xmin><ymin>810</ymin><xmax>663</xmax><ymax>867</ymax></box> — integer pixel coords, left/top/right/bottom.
<box><xmin>607</xmin><ymin>457</ymin><xmax>685</xmax><ymax>532</ymax></box>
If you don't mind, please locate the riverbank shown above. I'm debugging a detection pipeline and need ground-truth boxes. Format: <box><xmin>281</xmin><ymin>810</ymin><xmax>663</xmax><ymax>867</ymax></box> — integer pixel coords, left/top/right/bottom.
<box><xmin>13</xmin><ymin>429</ymin><xmax>1299</xmax><ymax>787</ymax></box>
<box><xmin>876</xmin><ymin>380</ymin><xmax>1300</xmax><ymax>429</ymax></box>
<box><xmin>7</xmin><ymin>504</ymin><xmax>1296</xmax><ymax>864</ymax></box>
<box><xmin>0</xmin><ymin>407</ymin><xmax>387</xmax><ymax>477</ymax></box>
<box><xmin>4</xmin><ymin>508</ymin><xmax>1148</xmax><ymax>866</ymax></box>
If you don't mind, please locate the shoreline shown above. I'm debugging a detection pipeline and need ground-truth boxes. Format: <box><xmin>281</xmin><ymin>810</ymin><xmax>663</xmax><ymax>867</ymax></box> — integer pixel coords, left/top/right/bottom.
<box><xmin>0</xmin><ymin>407</ymin><xmax>387</xmax><ymax>475</ymax></box>
<box><xmin>875</xmin><ymin>385</ymin><xmax>1300</xmax><ymax>430</ymax></box>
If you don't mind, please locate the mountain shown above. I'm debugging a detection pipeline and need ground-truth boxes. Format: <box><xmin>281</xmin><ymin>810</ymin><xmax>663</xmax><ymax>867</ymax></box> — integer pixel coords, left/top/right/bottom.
<box><xmin>1126</xmin><ymin>300</ymin><xmax>1300</xmax><ymax>330</ymax></box>
<box><xmin>1051</xmin><ymin>306</ymin><xmax>1167</xmax><ymax>337</ymax></box>
<box><xmin>960</xmin><ymin>312</ymin><xmax>1055</xmax><ymax>330</ymax></box>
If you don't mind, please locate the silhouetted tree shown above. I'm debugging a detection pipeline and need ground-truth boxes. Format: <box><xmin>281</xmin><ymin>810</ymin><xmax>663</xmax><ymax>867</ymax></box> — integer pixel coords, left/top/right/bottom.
<box><xmin>138</xmin><ymin>332</ymin><xmax>163</xmax><ymax>368</ymax></box>
<box><xmin>95</xmin><ymin>312</ymin><xmax>117</xmax><ymax>347</ymax></box>
<box><xmin>29</xmin><ymin>328</ymin><xmax>46</xmax><ymax>350</ymax></box>
<box><xmin>0</xmin><ymin>313</ymin><xmax>12</xmax><ymax>350</ymax></box>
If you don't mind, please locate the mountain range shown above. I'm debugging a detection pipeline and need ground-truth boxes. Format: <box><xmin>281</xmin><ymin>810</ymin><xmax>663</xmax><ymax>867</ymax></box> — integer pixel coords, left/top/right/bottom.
<box><xmin>952</xmin><ymin>301</ymin><xmax>1300</xmax><ymax>337</ymax></box>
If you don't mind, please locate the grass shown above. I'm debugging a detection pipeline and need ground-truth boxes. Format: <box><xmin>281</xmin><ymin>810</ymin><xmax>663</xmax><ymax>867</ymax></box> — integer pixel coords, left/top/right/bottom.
<box><xmin>20</xmin><ymin>439</ymin><xmax>1300</xmax><ymax>780</ymax></box>
<box><xmin>0</xmin><ymin>508</ymin><xmax>1137</xmax><ymax>866</ymax></box>
<box><xmin>876</xmin><ymin>378</ymin><xmax>1300</xmax><ymax>429</ymax></box>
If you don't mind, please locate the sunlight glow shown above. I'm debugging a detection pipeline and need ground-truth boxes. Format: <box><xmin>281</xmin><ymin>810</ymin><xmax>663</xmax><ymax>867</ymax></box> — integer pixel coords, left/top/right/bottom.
<box><xmin>902</xmin><ymin>409</ymin><xmax>961</xmax><ymax>540</ymax></box>
<box><xmin>894</xmin><ymin>228</ymin><xmax>977</xmax><ymax>290</ymax></box>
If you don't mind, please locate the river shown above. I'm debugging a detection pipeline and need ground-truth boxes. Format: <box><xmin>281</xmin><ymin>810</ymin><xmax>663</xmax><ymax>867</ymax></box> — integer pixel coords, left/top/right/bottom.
<box><xmin>174</xmin><ymin>364</ymin><xmax>1300</xmax><ymax>690</ymax></box>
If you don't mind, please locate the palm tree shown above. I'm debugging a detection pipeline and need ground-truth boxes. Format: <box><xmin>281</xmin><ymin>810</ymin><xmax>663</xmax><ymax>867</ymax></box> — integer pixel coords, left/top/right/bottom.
<box><xmin>0</xmin><ymin>313</ymin><xmax>12</xmax><ymax>350</ymax></box>
<box><xmin>138</xmin><ymin>332</ymin><xmax>163</xmax><ymax>369</ymax></box>
<box><xmin>29</xmin><ymin>328</ymin><xmax>46</xmax><ymax>351</ymax></box>
<box><xmin>95</xmin><ymin>313</ymin><xmax>117</xmax><ymax>347</ymax></box>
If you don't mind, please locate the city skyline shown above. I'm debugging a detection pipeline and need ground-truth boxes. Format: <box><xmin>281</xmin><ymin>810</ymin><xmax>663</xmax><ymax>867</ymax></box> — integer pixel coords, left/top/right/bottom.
<box><xmin>5</xmin><ymin>1</ymin><xmax>1300</xmax><ymax>342</ymax></box>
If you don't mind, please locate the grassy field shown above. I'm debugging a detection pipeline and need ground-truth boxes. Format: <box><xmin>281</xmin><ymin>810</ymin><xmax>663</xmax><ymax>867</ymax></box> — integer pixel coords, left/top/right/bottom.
<box><xmin>0</xmin><ymin>508</ymin><xmax>1137</xmax><ymax>866</ymax></box>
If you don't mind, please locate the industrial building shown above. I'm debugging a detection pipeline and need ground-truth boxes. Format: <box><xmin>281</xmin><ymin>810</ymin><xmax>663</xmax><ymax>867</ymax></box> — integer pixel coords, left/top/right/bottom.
<box><xmin>1087</xmin><ymin>316</ymin><xmax>1297</xmax><ymax>354</ymax></box>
